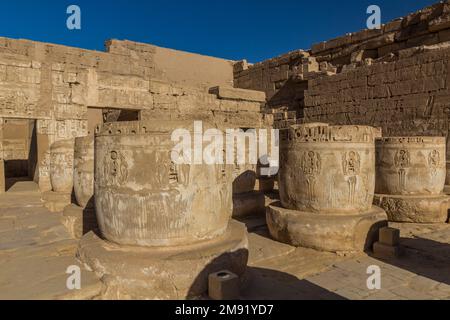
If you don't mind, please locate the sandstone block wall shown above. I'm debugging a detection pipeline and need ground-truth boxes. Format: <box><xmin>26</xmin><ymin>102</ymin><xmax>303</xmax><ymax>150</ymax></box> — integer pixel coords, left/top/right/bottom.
<box><xmin>311</xmin><ymin>1</ymin><xmax>450</xmax><ymax>66</ymax></box>
<box><xmin>0</xmin><ymin>37</ymin><xmax>264</xmax><ymax>188</ymax></box>
<box><xmin>303</xmin><ymin>44</ymin><xmax>450</xmax><ymax>138</ymax></box>
<box><xmin>233</xmin><ymin>0</ymin><xmax>450</xmax><ymax>127</ymax></box>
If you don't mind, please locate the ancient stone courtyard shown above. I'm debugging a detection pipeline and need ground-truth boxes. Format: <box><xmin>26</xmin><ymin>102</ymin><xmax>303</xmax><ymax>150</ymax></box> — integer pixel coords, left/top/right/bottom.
<box><xmin>0</xmin><ymin>181</ymin><xmax>449</xmax><ymax>300</ymax></box>
<box><xmin>1</xmin><ymin>1</ymin><xmax>450</xmax><ymax>300</ymax></box>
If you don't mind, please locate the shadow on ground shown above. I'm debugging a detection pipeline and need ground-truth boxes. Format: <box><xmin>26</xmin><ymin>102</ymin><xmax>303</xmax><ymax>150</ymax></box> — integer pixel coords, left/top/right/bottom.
<box><xmin>370</xmin><ymin>236</ymin><xmax>450</xmax><ymax>286</ymax></box>
<box><xmin>240</xmin><ymin>267</ymin><xmax>346</xmax><ymax>300</ymax></box>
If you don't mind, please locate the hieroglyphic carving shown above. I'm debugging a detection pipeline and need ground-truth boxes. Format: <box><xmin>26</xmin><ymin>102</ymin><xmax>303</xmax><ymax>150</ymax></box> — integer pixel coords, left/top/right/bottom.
<box><xmin>0</xmin><ymin>92</ymin><xmax>43</xmax><ymax>118</ymax></box>
<box><xmin>40</xmin><ymin>151</ymin><xmax>51</xmax><ymax>178</ymax></box>
<box><xmin>394</xmin><ymin>149</ymin><xmax>410</xmax><ymax>191</ymax></box>
<box><xmin>169</xmin><ymin>161</ymin><xmax>178</xmax><ymax>184</ymax></box>
<box><xmin>104</xmin><ymin>150</ymin><xmax>128</xmax><ymax>186</ymax></box>
<box><xmin>301</xmin><ymin>151</ymin><xmax>321</xmax><ymax>204</ymax></box>
<box><xmin>428</xmin><ymin>150</ymin><xmax>440</xmax><ymax>178</ymax></box>
<box><xmin>50</xmin><ymin>145</ymin><xmax>74</xmax><ymax>171</ymax></box>
<box><xmin>342</xmin><ymin>151</ymin><xmax>361</xmax><ymax>205</ymax></box>
<box><xmin>379</xmin><ymin>197</ymin><xmax>419</xmax><ymax>217</ymax></box>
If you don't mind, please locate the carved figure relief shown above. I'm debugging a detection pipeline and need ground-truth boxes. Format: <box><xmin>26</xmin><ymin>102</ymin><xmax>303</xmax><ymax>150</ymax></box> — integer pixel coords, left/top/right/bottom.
<box><xmin>40</xmin><ymin>152</ymin><xmax>51</xmax><ymax>177</ymax></box>
<box><xmin>428</xmin><ymin>150</ymin><xmax>440</xmax><ymax>177</ymax></box>
<box><xmin>169</xmin><ymin>161</ymin><xmax>178</xmax><ymax>184</ymax></box>
<box><xmin>104</xmin><ymin>150</ymin><xmax>128</xmax><ymax>186</ymax></box>
<box><xmin>301</xmin><ymin>151</ymin><xmax>321</xmax><ymax>204</ymax></box>
<box><xmin>342</xmin><ymin>151</ymin><xmax>361</xmax><ymax>205</ymax></box>
<box><xmin>394</xmin><ymin>149</ymin><xmax>410</xmax><ymax>191</ymax></box>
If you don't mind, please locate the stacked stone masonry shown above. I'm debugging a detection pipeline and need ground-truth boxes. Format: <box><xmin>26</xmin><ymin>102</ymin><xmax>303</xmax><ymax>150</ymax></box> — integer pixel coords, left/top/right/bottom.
<box><xmin>233</xmin><ymin>1</ymin><xmax>450</xmax><ymax>132</ymax></box>
<box><xmin>0</xmin><ymin>37</ymin><xmax>266</xmax><ymax>190</ymax></box>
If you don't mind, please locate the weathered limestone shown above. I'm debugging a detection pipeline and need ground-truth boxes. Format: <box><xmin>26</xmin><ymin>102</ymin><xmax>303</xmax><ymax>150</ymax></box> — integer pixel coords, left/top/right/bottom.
<box><xmin>267</xmin><ymin>204</ymin><xmax>387</xmax><ymax>252</ymax></box>
<box><xmin>209</xmin><ymin>86</ymin><xmax>266</xmax><ymax>103</ymax></box>
<box><xmin>374</xmin><ymin>137</ymin><xmax>449</xmax><ymax>223</ymax></box>
<box><xmin>94</xmin><ymin>120</ymin><xmax>233</xmax><ymax>246</ymax></box>
<box><xmin>267</xmin><ymin>124</ymin><xmax>388</xmax><ymax>252</ymax></box>
<box><xmin>231</xmin><ymin>163</ymin><xmax>265</xmax><ymax>218</ymax></box>
<box><xmin>78</xmin><ymin>120</ymin><xmax>248</xmax><ymax>299</ymax></box>
<box><xmin>79</xmin><ymin>220</ymin><xmax>247</xmax><ymax>300</ymax></box>
<box><xmin>62</xmin><ymin>136</ymin><xmax>97</xmax><ymax>238</ymax></box>
<box><xmin>42</xmin><ymin>190</ymin><xmax>71</xmax><ymax>212</ymax></box>
<box><xmin>50</xmin><ymin>139</ymin><xmax>75</xmax><ymax>193</ymax></box>
<box><xmin>43</xmin><ymin>139</ymin><xmax>75</xmax><ymax>212</ymax></box>
<box><xmin>73</xmin><ymin>136</ymin><xmax>94</xmax><ymax>208</ymax></box>
<box><xmin>445</xmin><ymin>160</ymin><xmax>450</xmax><ymax>194</ymax></box>
<box><xmin>38</xmin><ymin>151</ymin><xmax>52</xmax><ymax>192</ymax></box>
<box><xmin>0</xmin><ymin>160</ymin><xmax>4</xmax><ymax>194</ymax></box>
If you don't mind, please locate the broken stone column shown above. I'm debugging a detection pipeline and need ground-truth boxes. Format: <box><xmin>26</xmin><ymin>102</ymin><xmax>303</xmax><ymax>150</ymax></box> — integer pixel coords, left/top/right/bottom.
<box><xmin>267</xmin><ymin>123</ymin><xmax>388</xmax><ymax>252</ymax></box>
<box><xmin>42</xmin><ymin>139</ymin><xmax>75</xmax><ymax>212</ymax></box>
<box><xmin>373</xmin><ymin>137</ymin><xmax>449</xmax><ymax>223</ymax></box>
<box><xmin>77</xmin><ymin>120</ymin><xmax>248</xmax><ymax>299</ymax></box>
<box><xmin>232</xmin><ymin>163</ymin><xmax>265</xmax><ymax>218</ymax></box>
<box><xmin>62</xmin><ymin>136</ymin><xmax>97</xmax><ymax>238</ymax></box>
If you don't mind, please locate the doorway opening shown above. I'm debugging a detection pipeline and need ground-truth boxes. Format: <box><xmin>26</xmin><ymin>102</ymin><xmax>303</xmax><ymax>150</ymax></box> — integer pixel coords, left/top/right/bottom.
<box><xmin>2</xmin><ymin>118</ymin><xmax>38</xmax><ymax>191</ymax></box>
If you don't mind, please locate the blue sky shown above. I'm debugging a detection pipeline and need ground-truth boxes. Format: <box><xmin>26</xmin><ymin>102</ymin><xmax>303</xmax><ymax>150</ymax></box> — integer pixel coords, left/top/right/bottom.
<box><xmin>0</xmin><ymin>0</ymin><xmax>438</xmax><ymax>62</ymax></box>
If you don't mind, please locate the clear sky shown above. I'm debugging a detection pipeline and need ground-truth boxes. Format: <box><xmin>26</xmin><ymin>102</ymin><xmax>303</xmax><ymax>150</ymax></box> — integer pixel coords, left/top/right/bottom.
<box><xmin>0</xmin><ymin>0</ymin><xmax>439</xmax><ymax>62</ymax></box>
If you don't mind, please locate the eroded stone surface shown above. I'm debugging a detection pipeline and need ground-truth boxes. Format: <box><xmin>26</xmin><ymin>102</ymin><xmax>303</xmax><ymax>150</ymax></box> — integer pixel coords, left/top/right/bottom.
<box><xmin>267</xmin><ymin>202</ymin><xmax>387</xmax><ymax>252</ymax></box>
<box><xmin>279</xmin><ymin>124</ymin><xmax>381</xmax><ymax>213</ymax></box>
<box><xmin>0</xmin><ymin>183</ymin><xmax>102</xmax><ymax>300</ymax></box>
<box><xmin>269</xmin><ymin>124</ymin><xmax>387</xmax><ymax>252</ymax></box>
<box><xmin>73</xmin><ymin>136</ymin><xmax>94</xmax><ymax>208</ymax></box>
<box><xmin>50</xmin><ymin>139</ymin><xmax>75</xmax><ymax>193</ymax></box>
<box><xmin>1</xmin><ymin>186</ymin><xmax>450</xmax><ymax>300</ymax></box>
<box><xmin>94</xmin><ymin>120</ymin><xmax>233</xmax><ymax>247</ymax></box>
<box><xmin>375</xmin><ymin>137</ymin><xmax>446</xmax><ymax>195</ymax></box>
<box><xmin>375</xmin><ymin>137</ymin><xmax>449</xmax><ymax>223</ymax></box>
<box><xmin>77</xmin><ymin>221</ymin><xmax>248</xmax><ymax>300</ymax></box>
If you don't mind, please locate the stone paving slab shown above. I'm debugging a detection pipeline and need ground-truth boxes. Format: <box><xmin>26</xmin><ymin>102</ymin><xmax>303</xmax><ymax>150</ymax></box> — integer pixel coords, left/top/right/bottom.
<box><xmin>247</xmin><ymin>232</ymin><xmax>295</xmax><ymax>265</ymax></box>
<box><xmin>0</xmin><ymin>182</ymin><xmax>102</xmax><ymax>300</ymax></box>
<box><xmin>1</xmin><ymin>181</ymin><xmax>450</xmax><ymax>300</ymax></box>
<box><xmin>244</xmin><ymin>220</ymin><xmax>450</xmax><ymax>300</ymax></box>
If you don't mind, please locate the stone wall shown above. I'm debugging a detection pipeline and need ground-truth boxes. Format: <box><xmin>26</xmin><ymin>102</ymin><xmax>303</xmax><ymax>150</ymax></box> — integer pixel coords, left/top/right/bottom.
<box><xmin>0</xmin><ymin>37</ymin><xmax>264</xmax><ymax>189</ymax></box>
<box><xmin>233</xmin><ymin>0</ymin><xmax>450</xmax><ymax>122</ymax></box>
<box><xmin>303</xmin><ymin>43</ymin><xmax>450</xmax><ymax>138</ymax></box>
<box><xmin>311</xmin><ymin>1</ymin><xmax>450</xmax><ymax>67</ymax></box>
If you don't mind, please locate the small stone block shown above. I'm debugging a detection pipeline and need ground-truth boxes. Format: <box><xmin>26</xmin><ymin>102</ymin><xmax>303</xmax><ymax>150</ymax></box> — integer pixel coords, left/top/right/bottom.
<box><xmin>379</xmin><ymin>227</ymin><xmax>400</xmax><ymax>246</ymax></box>
<box><xmin>373</xmin><ymin>242</ymin><xmax>402</xmax><ymax>259</ymax></box>
<box><xmin>208</xmin><ymin>270</ymin><xmax>240</xmax><ymax>300</ymax></box>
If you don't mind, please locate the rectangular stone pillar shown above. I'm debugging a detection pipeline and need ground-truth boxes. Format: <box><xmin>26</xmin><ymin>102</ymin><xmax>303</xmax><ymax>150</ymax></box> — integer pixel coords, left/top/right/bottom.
<box><xmin>0</xmin><ymin>160</ymin><xmax>4</xmax><ymax>194</ymax></box>
<box><xmin>0</xmin><ymin>117</ymin><xmax>4</xmax><ymax>194</ymax></box>
<box><xmin>36</xmin><ymin>120</ymin><xmax>52</xmax><ymax>192</ymax></box>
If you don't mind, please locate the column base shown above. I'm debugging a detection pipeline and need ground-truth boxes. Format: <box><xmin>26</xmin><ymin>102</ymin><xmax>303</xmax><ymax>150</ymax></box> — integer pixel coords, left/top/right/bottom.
<box><xmin>42</xmin><ymin>191</ymin><xmax>71</xmax><ymax>213</ymax></box>
<box><xmin>62</xmin><ymin>204</ymin><xmax>98</xmax><ymax>238</ymax></box>
<box><xmin>77</xmin><ymin>220</ymin><xmax>249</xmax><ymax>300</ymax></box>
<box><xmin>232</xmin><ymin>191</ymin><xmax>266</xmax><ymax>218</ymax></box>
<box><xmin>266</xmin><ymin>202</ymin><xmax>388</xmax><ymax>253</ymax></box>
<box><xmin>444</xmin><ymin>185</ymin><xmax>450</xmax><ymax>195</ymax></box>
<box><xmin>373</xmin><ymin>193</ymin><xmax>449</xmax><ymax>223</ymax></box>
<box><xmin>255</xmin><ymin>177</ymin><xmax>275</xmax><ymax>193</ymax></box>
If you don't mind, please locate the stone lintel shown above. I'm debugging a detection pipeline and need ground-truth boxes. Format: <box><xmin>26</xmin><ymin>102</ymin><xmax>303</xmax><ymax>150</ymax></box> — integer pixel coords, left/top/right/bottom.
<box><xmin>209</xmin><ymin>86</ymin><xmax>266</xmax><ymax>103</ymax></box>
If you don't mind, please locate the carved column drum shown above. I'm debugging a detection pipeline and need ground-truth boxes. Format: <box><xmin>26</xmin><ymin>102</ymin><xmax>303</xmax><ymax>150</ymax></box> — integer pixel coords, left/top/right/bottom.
<box><xmin>232</xmin><ymin>163</ymin><xmax>256</xmax><ymax>194</ymax></box>
<box><xmin>279</xmin><ymin>124</ymin><xmax>381</xmax><ymax>214</ymax></box>
<box><xmin>94</xmin><ymin>120</ymin><xmax>233</xmax><ymax>247</ymax></box>
<box><xmin>50</xmin><ymin>139</ymin><xmax>75</xmax><ymax>193</ymax></box>
<box><xmin>375</xmin><ymin>137</ymin><xmax>446</xmax><ymax>195</ymax></box>
<box><xmin>73</xmin><ymin>136</ymin><xmax>94</xmax><ymax>208</ymax></box>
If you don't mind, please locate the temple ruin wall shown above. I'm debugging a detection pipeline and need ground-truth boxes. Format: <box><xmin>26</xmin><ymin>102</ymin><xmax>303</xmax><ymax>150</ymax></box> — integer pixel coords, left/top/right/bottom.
<box><xmin>304</xmin><ymin>44</ymin><xmax>450</xmax><ymax>138</ymax></box>
<box><xmin>0</xmin><ymin>37</ymin><xmax>263</xmax><ymax>189</ymax></box>
<box><xmin>233</xmin><ymin>1</ymin><xmax>450</xmax><ymax>118</ymax></box>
